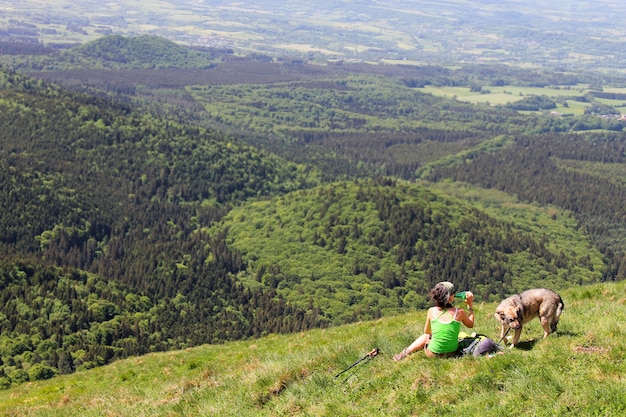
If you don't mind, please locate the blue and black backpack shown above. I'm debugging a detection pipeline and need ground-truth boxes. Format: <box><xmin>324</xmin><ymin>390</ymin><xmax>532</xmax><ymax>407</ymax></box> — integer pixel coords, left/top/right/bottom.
<box><xmin>458</xmin><ymin>332</ymin><xmax>502</xmax><ymax>357</ymax></box>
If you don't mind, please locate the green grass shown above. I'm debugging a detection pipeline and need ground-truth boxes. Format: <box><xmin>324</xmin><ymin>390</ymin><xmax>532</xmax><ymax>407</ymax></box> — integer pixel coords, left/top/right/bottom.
<box><xmin>2</xmin><ymin>280</ymin><xmax>625</xmax><ymax>416</ymax></box>
<box><xmin>423</xmin><ymin>85</ymin><xmax>593</xmax><ymax>110</ymax></box>
<box><xmin>423</xmin><ymin>84</ymin><xmax>626</xmax><ymax>117</ymax></box>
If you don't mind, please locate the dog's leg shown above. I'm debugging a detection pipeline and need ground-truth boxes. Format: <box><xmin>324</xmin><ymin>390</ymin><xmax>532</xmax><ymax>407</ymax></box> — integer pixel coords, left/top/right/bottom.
<box><xmin>550</xmin><ymin>320</ymin><xmax>559</xmax><ymax>334</ymax></box>
<box><xmin>499</xmin><ymin>325</ymin><xmax>508</xmax><ymax>343</ymax></box>
<box><xmin>540</xmin><ymin>316</ymin><xmax>551</xmax><ymax>339</ymax></box>
<box><xmin>512</xmin><ymin>328</ymin><xmax>522</xmax><ymax>346</ymax></box>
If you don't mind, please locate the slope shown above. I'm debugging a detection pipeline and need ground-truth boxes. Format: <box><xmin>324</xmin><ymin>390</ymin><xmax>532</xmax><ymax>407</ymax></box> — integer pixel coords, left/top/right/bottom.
<box><xmin>1</xmin><ymin>280</ymin><xmax>624</xmax><ymax>416</ymax></box>
<box><xmin>211</xmin><ymin>179</ymin><xmax>604</xmax><ymax>325</ymax></box>
<box><xmin>0</xmin><ymin>65</ymin><xmax>322</xmax><ymax>379</ymax></box>
<box><xmin>426</xmin><ymin>131</ymin><xmax>626</xmax><ymax>258</ymax></box>
<box><xmin>2</xmin><ymin>35</ymin><xmax>219</xmax><ymax>70</ymax></box>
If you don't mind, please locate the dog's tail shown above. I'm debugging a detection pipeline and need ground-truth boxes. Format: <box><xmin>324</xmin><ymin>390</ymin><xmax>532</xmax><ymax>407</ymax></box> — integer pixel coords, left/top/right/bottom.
<box><xmin>551</xmin><ymin>295</ymin><xmax>565</xmax><ymax>333</ymax></box>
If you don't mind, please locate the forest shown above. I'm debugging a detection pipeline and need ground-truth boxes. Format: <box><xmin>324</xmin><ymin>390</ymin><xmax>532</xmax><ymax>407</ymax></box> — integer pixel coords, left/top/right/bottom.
<box><xmin>1</xmin><ymin>34</ymin><xmax>626</xmax><ymax>388</ymax></box>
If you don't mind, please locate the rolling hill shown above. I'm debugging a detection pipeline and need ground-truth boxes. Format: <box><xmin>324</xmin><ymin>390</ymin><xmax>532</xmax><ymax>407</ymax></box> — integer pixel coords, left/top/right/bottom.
<box><xmin>211</xmin><ymin>179</ymin><xmax>603</xmax><ymax>325</ymax></box>
<box><xmin>0</xmin><ymin>34</ymin><xmax>220</xmax><ymax>70</ymax></box>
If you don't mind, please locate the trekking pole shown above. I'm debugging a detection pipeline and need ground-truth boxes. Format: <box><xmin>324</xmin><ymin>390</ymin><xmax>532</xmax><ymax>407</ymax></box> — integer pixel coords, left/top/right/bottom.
<box><xmin>334</xmin><ymin>347</ymin><xmax>380</xmax><ymax>379</ymax></box>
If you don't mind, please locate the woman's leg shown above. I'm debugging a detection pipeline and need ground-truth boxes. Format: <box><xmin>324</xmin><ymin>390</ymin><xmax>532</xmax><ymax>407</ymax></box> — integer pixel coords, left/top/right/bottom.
<box><xmin>393</xmin><ymin>334</ymin><xmax>431</xmax><ymax>361</ymax></box>
<box><xmin>406</xmin><ymin>333</ymin><xmax>430</xmax><ymax>353</ymax></box>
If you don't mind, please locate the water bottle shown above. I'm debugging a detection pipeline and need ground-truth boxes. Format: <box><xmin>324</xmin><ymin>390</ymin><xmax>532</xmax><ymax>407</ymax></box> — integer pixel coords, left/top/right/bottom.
<box><xmin>454</xmin><ymin>291</ymin><xmax>468</xmax><ymax>300</ymax></box>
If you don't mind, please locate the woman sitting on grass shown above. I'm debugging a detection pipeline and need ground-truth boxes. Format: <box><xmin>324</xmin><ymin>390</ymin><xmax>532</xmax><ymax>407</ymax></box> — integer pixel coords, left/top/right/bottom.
<box><xmin>393</xmin><ymin>281</ymin><xmax>474</xmax><ymax>361</ymax></box>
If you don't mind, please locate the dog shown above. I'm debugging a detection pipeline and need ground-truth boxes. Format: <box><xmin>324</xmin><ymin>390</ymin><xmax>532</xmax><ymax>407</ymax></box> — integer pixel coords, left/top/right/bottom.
<box><xmin>495</xmin><ymin>288</ymin><xmax>564</xmax><ymax>347</ymax></box>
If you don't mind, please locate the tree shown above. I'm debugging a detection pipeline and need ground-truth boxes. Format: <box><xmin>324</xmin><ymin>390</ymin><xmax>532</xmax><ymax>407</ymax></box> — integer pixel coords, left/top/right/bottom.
<box><xmin>28</xmin><ymin>364</ymin><xmax>57</xmax><ymax>381</ymax></box>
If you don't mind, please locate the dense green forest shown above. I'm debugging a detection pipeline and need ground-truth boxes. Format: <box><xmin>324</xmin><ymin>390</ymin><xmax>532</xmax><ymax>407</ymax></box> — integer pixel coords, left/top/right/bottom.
<box><xmin>426</xmin><ymin>132</ymin><xmax>626</xmax><ymax>260</ymax></box>
<box><xmin>0</xmin><ymin>65</ymin><xmax>324</xmax><ymax>387</ymax></box>
<box><xmin>213</xmin><ymin>180</ymin><xmax>603</xmax><ymax>324</ymax></box>
<box><xmin>2</xmin><ymin>35</ymin><xmax>626</xmax><ymax>389</ymax></box>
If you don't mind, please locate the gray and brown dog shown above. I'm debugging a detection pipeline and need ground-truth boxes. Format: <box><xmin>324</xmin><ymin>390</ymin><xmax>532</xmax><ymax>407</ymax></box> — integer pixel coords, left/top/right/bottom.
<box><xmin>495</xmin><ymin>288</ymin><xmax>564</xmax><ymax>347</ymax></box>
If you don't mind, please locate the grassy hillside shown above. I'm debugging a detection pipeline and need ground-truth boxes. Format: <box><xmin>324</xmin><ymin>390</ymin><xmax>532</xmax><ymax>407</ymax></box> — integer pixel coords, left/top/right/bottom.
<box><xmin>1</xmin><ymin>280</ymin><xmax>624</xmax><ymax>416</ymax></box>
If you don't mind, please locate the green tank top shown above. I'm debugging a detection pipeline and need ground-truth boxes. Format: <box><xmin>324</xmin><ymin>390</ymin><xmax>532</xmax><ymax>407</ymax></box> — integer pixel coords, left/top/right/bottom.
<box><xmin>428</xmin><ymin>308</ymin><xmax>461</xmax><ymax>354</ymax></box>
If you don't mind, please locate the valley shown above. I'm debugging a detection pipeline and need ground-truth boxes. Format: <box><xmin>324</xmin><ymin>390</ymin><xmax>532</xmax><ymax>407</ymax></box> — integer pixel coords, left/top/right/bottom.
<box><xmin>1</xmin><ymin>2</ymin><xmax>626</xmax><ymax>415</ymax></box>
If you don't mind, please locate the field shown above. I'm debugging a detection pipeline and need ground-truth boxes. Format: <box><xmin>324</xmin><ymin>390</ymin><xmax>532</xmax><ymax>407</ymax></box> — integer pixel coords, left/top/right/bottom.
<box><xmin>3</xmin><ymin>1</ymin><xmax>626</xmax><ymax>70</ymax></box>
<box><xmin>422</xmin><ymin>84</ymin><xmax>626</xmax><ymax>116</ymax></box>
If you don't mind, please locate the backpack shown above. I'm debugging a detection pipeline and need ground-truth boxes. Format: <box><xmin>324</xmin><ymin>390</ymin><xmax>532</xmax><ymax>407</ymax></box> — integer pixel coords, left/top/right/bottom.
<box><xmin>458</xmin><ymin>332</ymin><xmax>502</xmax><ymax>357</ymax></box>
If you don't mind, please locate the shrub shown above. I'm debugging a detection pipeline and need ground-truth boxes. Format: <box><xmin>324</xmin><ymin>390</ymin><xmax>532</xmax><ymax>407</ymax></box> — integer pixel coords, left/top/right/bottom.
<box><xmin>28</xmin><ymin>364</ymin><xmax>57</xmax><ymax>381</ymax></box>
